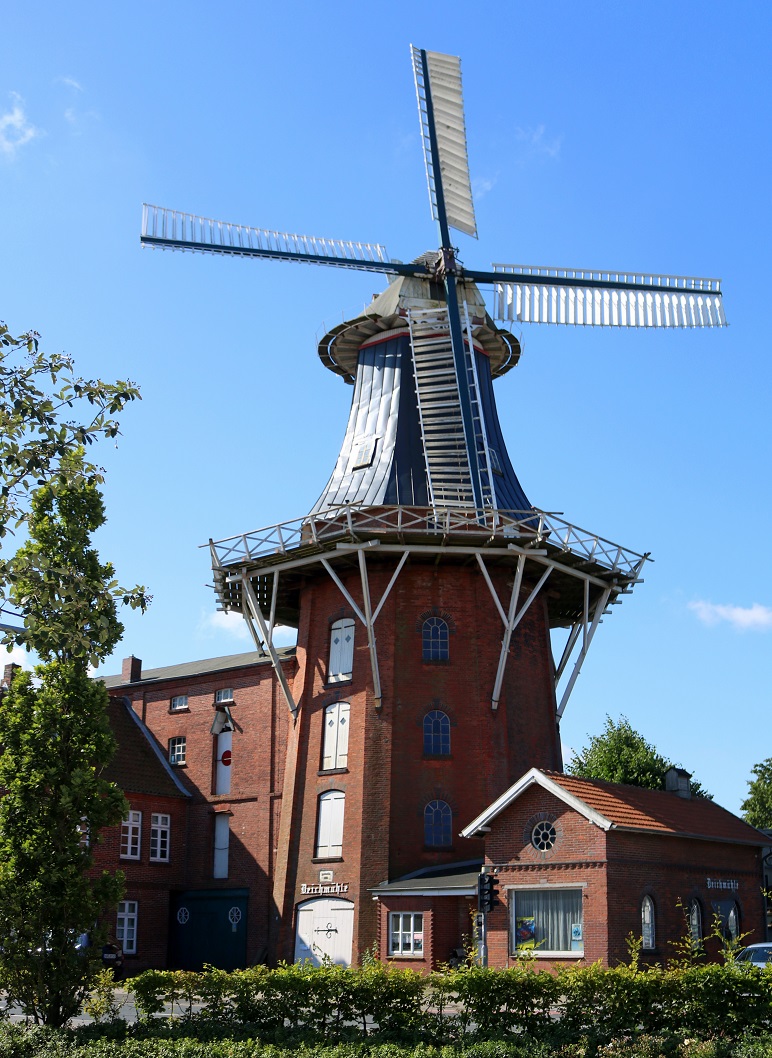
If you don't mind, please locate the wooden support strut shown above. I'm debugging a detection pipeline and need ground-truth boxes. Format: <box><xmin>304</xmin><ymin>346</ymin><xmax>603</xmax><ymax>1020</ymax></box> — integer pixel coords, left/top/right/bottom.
<box><xmin>241</xmin><ymin>573</ymin><xmax>298</xmax><ymax>719</ymax></box>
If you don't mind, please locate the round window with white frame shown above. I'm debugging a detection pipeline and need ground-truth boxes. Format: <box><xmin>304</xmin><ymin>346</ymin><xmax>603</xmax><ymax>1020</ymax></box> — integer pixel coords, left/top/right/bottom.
<box><xmin>531</xmin><ymin>820</ymin><xmax>557</xmax><ymax>851</ymax></box>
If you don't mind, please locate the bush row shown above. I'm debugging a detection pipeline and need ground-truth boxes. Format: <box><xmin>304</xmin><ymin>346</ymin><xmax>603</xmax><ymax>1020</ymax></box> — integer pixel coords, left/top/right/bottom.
<box><xmin>116</xmin><ymin>961</ymin><xmax>772</xmax><ymax>1046</ymax></box>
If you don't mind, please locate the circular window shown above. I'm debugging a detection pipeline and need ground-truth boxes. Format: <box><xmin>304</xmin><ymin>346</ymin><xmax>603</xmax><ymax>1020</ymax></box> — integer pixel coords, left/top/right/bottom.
<box><xmin>531</xmin><ymin>820</ymin><xmax>557</xmax><ymax>851</ymax></box>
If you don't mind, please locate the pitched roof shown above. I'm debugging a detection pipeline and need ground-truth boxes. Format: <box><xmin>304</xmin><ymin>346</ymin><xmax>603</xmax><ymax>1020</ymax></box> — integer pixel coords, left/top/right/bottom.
<box><xmin>461</xmin><ymin>767</ymin><xmax>767</xmax><ymax>847</ymax></box>
<box><xmin>104</xmin><ymin>697</ymin><xmax>190</xmax><ymax>799</ymax></box>
<box><xmin>370</xmin><ymin>860</ymin><xmax>482</xmax><ymax>897</ymax></box>
<box><xmin>102</xmin><ymin>648</ymin><xmax>294</xmax><ymax>689</ymax></box>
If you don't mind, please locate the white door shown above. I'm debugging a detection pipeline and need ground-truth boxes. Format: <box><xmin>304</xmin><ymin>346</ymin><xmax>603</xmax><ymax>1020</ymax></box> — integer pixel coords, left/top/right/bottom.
<box><xmin>294</xmin><ymin>898</ymin><xmax>354</xmax><ymax>966</ymax></box>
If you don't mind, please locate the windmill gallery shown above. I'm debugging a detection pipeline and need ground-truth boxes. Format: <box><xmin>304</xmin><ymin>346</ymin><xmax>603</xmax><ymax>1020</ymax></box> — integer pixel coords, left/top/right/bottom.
<box><xmin>88</xmin><ymin>48</ymin><xmax>764</xmax><ymax>972</ymax></box>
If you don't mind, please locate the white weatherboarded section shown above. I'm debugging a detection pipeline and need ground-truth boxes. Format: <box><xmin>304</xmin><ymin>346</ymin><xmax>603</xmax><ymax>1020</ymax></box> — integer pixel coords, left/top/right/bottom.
<box><xmin>294</xmin><ymin>898</ymin><xmax>354</xmax><ymax>966</ymax></box>
<box><xmin>412</xmin><ymin>47</ymin><xmax>477</xmax><ymax>238</ymax></box>
<box><xmin>493</xmin><ymin>266</ymin><xmax>725</xmax><ymax>328</ymax></box>
<box><xmin>215</xmin><ymin>730</ymin><xmax>232</xmax><ymax>795</ymax></box>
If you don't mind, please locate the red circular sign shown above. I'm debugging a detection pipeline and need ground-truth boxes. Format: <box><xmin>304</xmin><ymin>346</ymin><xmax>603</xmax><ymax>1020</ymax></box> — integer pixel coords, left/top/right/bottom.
<box><xmin>221</xmin><ymin>750</ymin><xmax>232</xmax><ymax>767</ymax></box>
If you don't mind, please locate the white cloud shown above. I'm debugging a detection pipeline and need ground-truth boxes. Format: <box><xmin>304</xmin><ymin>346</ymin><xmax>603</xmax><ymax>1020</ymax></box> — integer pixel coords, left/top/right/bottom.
<box><xmin>2</xmin><ymin>644</ymin><xmax>31</xmax><ymax>672</ymax></box>
<box><xmin>197</xmin><ymin>609</ymin><xmax>297</xmax><ymax>648</ymax></box>
<box><xmin>472</xmin><ymin>175</ymin><xmax>496</xmax><ymax>201</ymax></box>
<box><xmin>59</xmin><ymin>77</ymin><xmax>83</xmax><ymax>92</ymax></box>
<box><xmin>514</xmin><ymin>124</ymin><xmax>562</xmax><ymax>162</ymax></box>
<box><xmin>0</xmin><ymin>92</ymin><xmax>39</xmax><ymax>158</ymax></box>
<box><xmin>688</xmin><ymin>600</ymin><xmax>772</xmax><ymax>631</ymax></box>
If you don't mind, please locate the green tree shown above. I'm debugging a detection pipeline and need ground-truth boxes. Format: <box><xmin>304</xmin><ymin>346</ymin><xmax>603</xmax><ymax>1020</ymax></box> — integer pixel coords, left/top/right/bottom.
<box><xmin>0</xmin><ymin>322</ymin><xmax>141</xmax><ymax>635</ymax></box>
<box><xmin>741</xmin><ymin>759</ymin><xmax>772</xmax><ymax>829</ymax></box>
<box><xmin>0</xmin><ymin>448</ymin><xmax>146</xmax><ymax>1023</ymax></box>
<box><xmin>567</xmin><ymin>715</ymin><xmax>710</xmax><ymax>798</ymax></box>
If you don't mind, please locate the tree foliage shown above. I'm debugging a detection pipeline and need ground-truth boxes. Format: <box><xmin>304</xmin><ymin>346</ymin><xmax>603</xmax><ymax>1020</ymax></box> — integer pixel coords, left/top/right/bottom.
<box><xmin>0</xmin><ymin>322</ymin><xmax>144</xmax><ymax>636</ymax></box>
<box><xmin>741</xmin><ymin>758</ymin><xmax>772</xmax><ymax>829</ymax></box>
<box><xmin>567</xmin><ymin>715</ymin><xmax>710</xmax><ymax>798</ymax></box>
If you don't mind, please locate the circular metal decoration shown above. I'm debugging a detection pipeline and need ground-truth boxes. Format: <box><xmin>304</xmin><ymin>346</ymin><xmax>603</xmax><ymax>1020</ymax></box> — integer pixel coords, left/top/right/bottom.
<box><xmin>176</xmin><ymin>907</ymin><xmax>190</xmax><ymax>925</ymax></box>
<box><xmin>228</xmin><ymin>906</ymin><xmax>242</xmax><ymax>926</ymax></box>
<box><xmin>531</xmin><ymin>820</ymin><xmax>557</xmax><ymax>851</ymax></box>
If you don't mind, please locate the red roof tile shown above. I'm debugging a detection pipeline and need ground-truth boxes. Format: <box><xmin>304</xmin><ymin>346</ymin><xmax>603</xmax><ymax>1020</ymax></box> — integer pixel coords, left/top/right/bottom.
<box><xmin>545</xmin><ymin>771</ymin><xmax>766</xmax><ymax>846</ymax></box>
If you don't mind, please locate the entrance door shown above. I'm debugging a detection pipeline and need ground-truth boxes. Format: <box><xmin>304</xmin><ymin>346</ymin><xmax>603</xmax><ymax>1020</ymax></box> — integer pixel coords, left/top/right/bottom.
<box><xmin>169</xmin><ymin>889</ymin><xmax>248</xmax><ymax>970</ymax></box>
<box><xmin>294</xmin><ymin>898</ymin><xmax>354</xmax><ymax>966</ymax></box>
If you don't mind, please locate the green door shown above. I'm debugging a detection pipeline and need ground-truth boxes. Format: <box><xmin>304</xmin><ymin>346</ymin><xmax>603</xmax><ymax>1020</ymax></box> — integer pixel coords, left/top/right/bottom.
<box><xmin>169</xmin><ymin>889</ymin><xmax>248</xmax><ymax>970</ymax></box>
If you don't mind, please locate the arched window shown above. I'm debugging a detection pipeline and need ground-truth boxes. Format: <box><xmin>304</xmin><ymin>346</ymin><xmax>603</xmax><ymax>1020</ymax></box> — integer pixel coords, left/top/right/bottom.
<box><xmin>328</xmin><ymin>618</ymin><xmax>355</xmax><ymax>683</ymax></box>
<box><xmin>423</xmin><ymin>710</ymin><xmax>450</xmax><ymax>755</ymax></box>
<box><xmin>322</xmin><ymin>702</ymin><xmax>350</xmax><ymax>770</ymax></box>
<box><xmin>712</xmin><ymin>899</ymin><xmax>741</xmax><ymax>942</ymax></box>
<box><xmin>641</xmin><ymin>895</ymin><xmax>655</xmax><ymax>950</ymax></box>
<box><xmin>316</xmin><ymin>790</ymin><xmax>345</xmax><ymax>858</ymax></box>
<box><xmin>424</xmin><ymin>800</ymin><xmax>452</xmax><ymax>847</ymax></box>
<box><xmin>688</xmin><ymin>899</ymin><xmax>703</xmax><ymax>948</ymax></box>
<box><xmin>423</xmin><ymin>617</ymin><xmax>449</xmax><ymax>662</ymax></box>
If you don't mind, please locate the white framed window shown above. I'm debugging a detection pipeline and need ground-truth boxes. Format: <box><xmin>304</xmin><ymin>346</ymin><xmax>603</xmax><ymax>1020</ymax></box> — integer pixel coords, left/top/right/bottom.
<box><xmin>424</xmin><ymin>799</ymin><xmax>452</xmax><ymax>847</ymax></box>
<box><xmin>641</xmin><ymin>895</ymin><xmax>655</xmax><ymax>950</ymax></box>
<box><xmin>510</xmin><ymin>887</ymin><xmax>584</xmax><ymax>955</ymax></box>
<box><xmin>120</xmin><ymin>811</ymin><xmax>141</xmax><ymax>860</ymax></box>
<box><xmin>712</xmin><ymin>899</ymin><xmax>740</xmax><ymax>942</ymax></box>
<box><xmin>328</xmin><ymin>619</ymin><xmax>355</xmax><ymax>683</ymax></box>
<box><xmin>170</xmin><ymin>694</ymin><xmax>188</xmax><ymax>712</ymax></box>
<box><xmin>149</xmin><ymin>813</ymin><xmax>170</xmax><ymax>862</ymax></box>
<box><xmin>116</xmin><ymin>900</ymin><xmax>138</xmax><ymax>955</ymax></box>
<box><xmin>215</xmin><ymin>688</ymin><xmax>233</xmax><ymax>703</ymax></box>
<box><xmin>315</xmin><ymin>790</ymin><xmax>345</xmax><ymax>858</ymax></box>
<box><xmin>688</xmin><ymin>898</ymin><xmax>703</xmax><ymax>947</ymax></box>
<box><xmin>213</xmin><ymin>813</ymin><xmax>230</xmax><ymax>878</ymax></box>
<box><xmin>77</xmin><ymin>817</ymin><xmax>90</xmax><ymax>848</ymax></box>
<box><xmin>168</xmin><ymin>735</ymin><xmax>186</xmax><ymax>766</ymax></box>
<box><xmin>322</xmin><ymin>702</ymin><xmax>350</xmax><ymax>770</ymax></box>
<box><xmin>389</xmin><ymin>912</ymin><xmax>424</xmax><ymax>956</ymax></box>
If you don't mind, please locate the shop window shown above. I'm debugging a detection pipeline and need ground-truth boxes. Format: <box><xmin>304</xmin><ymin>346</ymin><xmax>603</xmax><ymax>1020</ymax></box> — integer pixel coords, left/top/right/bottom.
<box><xmin>389</xmin><ymin>911</ymin><xmax>424</xmax><ymax>956</ymax></box>
<box><xmin>149</xmin><ymin>813</ymin><xmax>170</xmax><ymax>862</ymax></box>
<box><xmin>170</xmin><ymin>695</ymin><xmax>188</xmax><ymax>712</ymax></box>
<box><xmin>120</xmin><ymin>811</ymin><xmax>141</xmax><ymax>860</ymax></box>
<box><xmin>328</xmin><ymin>619</ymin><xmax>355</xmax><ymax>683</ymax></box>
<box><xmin>422</xmin><ymin>617</ymin><xmax>449</xmax><ymax>661</ymax></box>
<box><xmin>213</xmin><ymin>814</ymin><xmax>230</xmax><ymax>878</ymax></box>
<box><xmin>116</xmin><ymin>900</ymin><xmax>138</xmax><ymax>955</ymax></box>
<box><xmin>168</xmin><ymin>736</ymin><xmax>186</xmax><ymax>766</ymax></box>
<box><xmin>688</xmin><ymin>898</ymin><xmax>703</xmax><ymax>948</ymax></box>
<box><xmin>510</xmin><ymin>888</ymin><xmax>583</xmax><ymax>954</ymax></box>
<box><xmin>423</xmin><ymin>710</ymin><xmax>451</xmax><ymax>755</ymax></box>
<box><xmin>315</xmin><ymin>790</ymin><xmax>345</xmax><ymax>858</ymax></box>
<box><xmin>641</xmin><ymin>895</ymin><xmax>656</xmax><ymax>950</ymax></box>
<box><xmin>424</xmin><ymin>799</ymin><xmax>452</xmax><ymax>847</ymax></box>
<box><xmin>322</xmin><ymin>702</ymin><xmax>350</xmax><ymax>770</ymax></box>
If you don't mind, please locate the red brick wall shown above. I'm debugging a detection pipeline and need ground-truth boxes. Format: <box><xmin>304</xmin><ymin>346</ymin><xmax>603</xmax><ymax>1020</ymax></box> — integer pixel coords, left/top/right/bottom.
<box><xmin>92</xmin><ymin>791</ymin><xmax>188</xmax><ymax>972</ymax></box>
<box><xmin>275</xmin><ymin>555</ymin><xmax>561</xmax><ymax>964</ymax></box>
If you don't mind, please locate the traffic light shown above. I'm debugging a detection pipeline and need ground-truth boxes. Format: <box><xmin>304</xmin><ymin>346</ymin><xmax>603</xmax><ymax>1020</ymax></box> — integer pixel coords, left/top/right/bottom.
<box><xmin>478</xmin><ymin>872</ymin><xmax>499</xmax><ymax>914</ymax></box>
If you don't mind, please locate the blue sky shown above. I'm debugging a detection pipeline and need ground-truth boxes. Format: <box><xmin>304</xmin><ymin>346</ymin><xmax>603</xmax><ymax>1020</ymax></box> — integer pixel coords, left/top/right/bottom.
<box><xmin>2</xmin><ymin>1</ymin><xmax>770</xmax><ymax>815</ymax></box>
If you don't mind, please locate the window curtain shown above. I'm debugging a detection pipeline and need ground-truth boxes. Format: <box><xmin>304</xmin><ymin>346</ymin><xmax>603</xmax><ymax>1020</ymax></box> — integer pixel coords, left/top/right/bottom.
<box><xmin>511</xmin><ymin>889</ymin><xmax>582</xmax><ymax>952</ymax></box>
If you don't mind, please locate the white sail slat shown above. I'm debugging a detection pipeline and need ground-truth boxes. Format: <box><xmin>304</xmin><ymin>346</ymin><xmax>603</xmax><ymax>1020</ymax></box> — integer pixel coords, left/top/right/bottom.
<box><xmin>493</xmin><ymin>264</ymin><xmax>725</xmax><ymax>328</ymax></box>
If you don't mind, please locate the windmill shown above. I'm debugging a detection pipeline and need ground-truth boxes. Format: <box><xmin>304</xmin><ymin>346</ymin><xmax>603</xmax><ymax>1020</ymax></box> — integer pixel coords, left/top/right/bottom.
<box><xmin>140</xmin><ymin>46</ymin><xmax>724</xmax><ymax>723</ymax></box>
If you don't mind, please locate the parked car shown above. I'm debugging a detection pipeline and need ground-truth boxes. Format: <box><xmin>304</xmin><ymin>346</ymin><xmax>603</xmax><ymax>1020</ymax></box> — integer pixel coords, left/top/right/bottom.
<box><xmin>735</xmin><ymin>943</ymin><xmax>772</xmax><ymax>968</ymax></box>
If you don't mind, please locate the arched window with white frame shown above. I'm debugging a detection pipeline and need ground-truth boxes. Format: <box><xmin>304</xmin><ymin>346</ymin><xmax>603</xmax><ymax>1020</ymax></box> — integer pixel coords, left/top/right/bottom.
<box><xmin>328</xmin><ymin>618</ymin><xmax>355</xmax><ymax>683</ymax></box>
<box><xmin>316</xmin><ymin>790</ymin><xmax>345</xmax><ymax>858</ymax></box>
<box><xmin>322</xmin><ymin>701</ymin><xmax>350</xmax><ymax>770</ymax></box>
<box><xmin>641</xmin><ymin>895</ymin><xmax>655</xmax><ymax>950</ymax></box>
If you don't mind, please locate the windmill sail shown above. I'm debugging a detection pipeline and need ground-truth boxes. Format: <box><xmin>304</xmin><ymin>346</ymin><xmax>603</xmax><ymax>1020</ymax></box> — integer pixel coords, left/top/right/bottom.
<box><xmin>489</xmin><ymin>264</ymin><xmax>725</xmax><ymax>328</ymax></box>
<box><xmin>140</xmin><ymin>204</ymin><xmax>401</xmax><ymax>274</ymax></box>
<box><xmin>411</xmin><ymin>47</ymin><xmax>477</xmax><ymax>239</ymax></box>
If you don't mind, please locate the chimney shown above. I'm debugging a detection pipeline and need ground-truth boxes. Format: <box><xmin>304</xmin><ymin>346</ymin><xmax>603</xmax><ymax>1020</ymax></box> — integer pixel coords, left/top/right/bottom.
<box><xmin>2</xmin><ymin>662</ymin><xmax>21</xmax><ymax>692</ymax></box>
<box><xmin>121</xmin><ymin>656</ymin><xmax>142</xmax><ymax>683</ymax></box>
<box><xmin>665</xmin><ymin>766</ymin><xmax>692</xmax><ymax>799</ymax></box>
